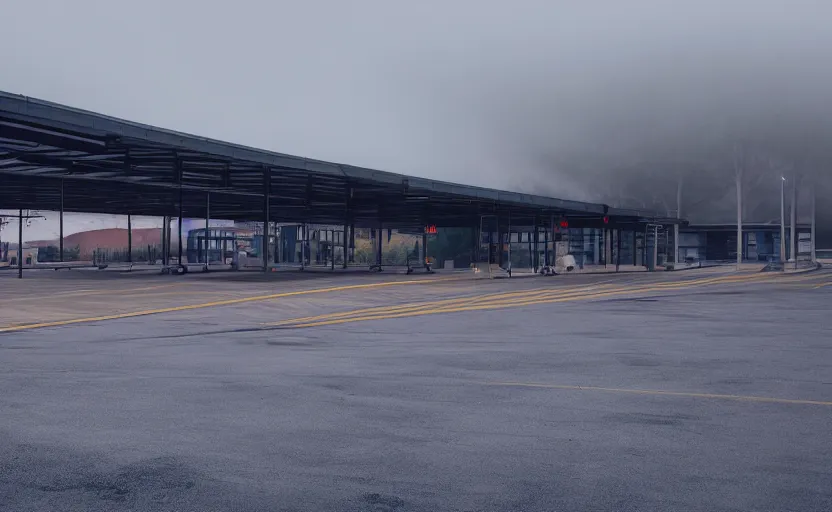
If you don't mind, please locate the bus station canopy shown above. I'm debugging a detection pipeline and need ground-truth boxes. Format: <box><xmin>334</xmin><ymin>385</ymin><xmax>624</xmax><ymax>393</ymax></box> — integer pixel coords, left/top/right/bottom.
<box><xmin>0</xmin><ymin>91</ymin><xmax>681</xmax><ymax>229</ymax></box>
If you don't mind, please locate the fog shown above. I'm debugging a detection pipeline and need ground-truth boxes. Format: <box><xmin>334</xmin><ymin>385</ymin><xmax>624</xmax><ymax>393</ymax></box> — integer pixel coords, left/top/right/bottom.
<box><xmin>1</xmin><ymin>0</ymin><xmax>831</xmax><ymax>237</ymax></box>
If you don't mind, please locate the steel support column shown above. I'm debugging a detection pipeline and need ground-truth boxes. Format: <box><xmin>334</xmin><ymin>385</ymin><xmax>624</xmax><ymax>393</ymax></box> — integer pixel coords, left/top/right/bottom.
<box><xmin>634</xmin><ymin>230</ymin><xmax>639</xmax><ymax>267</ymax></box>
<box><xmin>330</xmin><ymin>230</ymin><xmax>335</xmax><ymax>271</ymax></box>
<box><xmin>343</xmin><ymin>222</ymin><xmax>349</xmax><ymax>269</ymax></box>
<box><xmin>533</xmin><ymin>219</ymin><xmax>540</xmax><ymax>272</ymax></box>
<box><xmin>603</xmin><ymin>229</ymin><xmax>609</xmax><ymax>267</ymax></box>
<box><xmin>176</xmin><ymin>159</ymin><xmax>183</xmax><ymax>267</ymax></box>
<box><xmin>343</xmin><ymin>189</ymin><xmax>351</xmax><ymax>269</ymax></box>
<box><xmin>349</xmin><ymin>223</ymin><xmax>355</xmax><ymax>263</ymax></box>
<box><xmin>472</xmin><ymin>225</ymin><xmax>479</xmax><ymax>267</ymax></box>
<box><xmin>301</xmin><ymin>224</ymin><xmax>306</xmax><ymax>270</ymax></box>
<box><xmin>204</xmin><ymin>193</ymin><xmax>210</xmax><ymax>270</ymax></box>
<box><xmin>166</xmin><ymin>216</ymin><xmax>172</xmax><ymax>266</ymax></box>
<box><xmin>546</xmin><ymin>213</ymin><xmax>558</xmax><ymax>267</ymax></box>
<box><xmin>160</xmin><ymin>216</ymin><xmax>167</xmax><ymax>266</ymax></box>
<box><xmin>376</xmin><ymin>224</ymin><xmax>383</xmax><ymax>265</ymax></box>
<box><xmin>616</xmin><ymin>229</ymin><xmax>622</xmax><ymax>272</ymax></box>
<box><xmin>127</xmin><ymin>214</ymin><xmax>132</xmax><ymax>263</ymax></box>
<box><xmin>59</xmin><ymin>179</ymin><xmax>64</xmax><ymax>262</ymax></box>
<box><xmin>652</xmin><ymin>225</ymin><xmax>659</xmax><ymax>271</ymax></box>
<box><xmin>422</xmin><ymin>231</ymin><xmax>427</xmax><ymax>267</ymax></box>
<box><xmin>497</xmin><ymin>220</ymin><xmax>504</xmax><ymax>267</ymax></box>
<box><xmin>507</xmin><ymin>214</ymin><xmax>511</xmax><ymax>277</ymax></box>
<box><xmin>177</xmin><ymin>203</ymin><xmax>183</xmax><ymax>267</ymax></box>
<box><xmin>263</xmin><ymin>168</ymin><xmax>270</xmax><ymax>272</ymax></box>
<box><xmin>17</xmin><ymin>208</ymin><xmax>23</xmax><ymax>279</ymax></box>
<box><xmin>422</xmin><ymin>233</ymin><xmax>428</xmax><ymax>269</ymax></box>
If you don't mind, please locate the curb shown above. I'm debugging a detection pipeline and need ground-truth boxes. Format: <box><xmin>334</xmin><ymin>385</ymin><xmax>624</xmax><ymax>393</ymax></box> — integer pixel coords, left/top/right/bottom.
<box><xmin>784</xmin><ymin>262</ymin><xmax>824</xmax><ymax>274</ymax></box>
<box><xmin>762</xmin><ymin>262</ymin><xmax>822</xmax><ymax>274</ymax></box>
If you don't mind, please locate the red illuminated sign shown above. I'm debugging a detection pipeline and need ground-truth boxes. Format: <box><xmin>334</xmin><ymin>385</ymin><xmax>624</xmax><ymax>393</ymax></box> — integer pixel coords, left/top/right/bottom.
<box><xmin>559</xmin><ymin>220</ymin><xmax>569</xmax><ymax>229</ymax></box>
<box><xmin>603</xmin><ymin>216</ymin><xmax>610</xmax><ymax>224</ymax></box>
<box><xmin>424</xmin><ymin>225</ymin><xmax>437</xmax><ymax>234</ymax></box>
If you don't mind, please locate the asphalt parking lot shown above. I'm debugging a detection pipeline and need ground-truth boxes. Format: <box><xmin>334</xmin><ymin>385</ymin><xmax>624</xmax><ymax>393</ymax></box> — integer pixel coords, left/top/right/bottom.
<box><xmin>1</xmin><ymin>268</ymin><xmax>831</xmax><ymax>511</ymax></box>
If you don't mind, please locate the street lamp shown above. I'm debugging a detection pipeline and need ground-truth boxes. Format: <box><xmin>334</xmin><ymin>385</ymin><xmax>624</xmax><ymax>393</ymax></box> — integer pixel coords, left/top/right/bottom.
<box><xmin>780</xmin><ymin>176</ymin><xmax>787</xmax><ymax>266</ymax></box>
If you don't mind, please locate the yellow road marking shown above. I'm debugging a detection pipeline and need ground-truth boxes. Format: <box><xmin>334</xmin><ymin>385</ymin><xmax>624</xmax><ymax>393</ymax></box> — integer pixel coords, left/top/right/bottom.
<box><xmin>757</xmin><ymin>272</ymin><xmax>831</xmax><ymax>287</ymax></box>
<box><xmin>277</xmin><ymin>285</ymin><xmax>646</xmax><ymax>327</ymax></box>
<box><xmin>0</xmin><ymin>282</ymin><xmax>186</xmax><ymax>304</ymax></box>
<box><xmin>274</xmin><ymin>271</ymin><xmax>746</xmax><ymax>327</ymax></box>
<box><xmin>0</xmin><ymin>275</ymin><xmax>468</xmax><ymax>333</ymax></box>
<box><xmin>770</xmin><ymin>272</ymin><xmax>829</xmax><ymax>283</ymax></box>
<box><xmin>263</xmin><ymin>282</ymin><xmax>620</xmax><ymax>326</ymax></box>
<box><xmin>280</xmin><ymin>273</ymin><xmax>778</xmax><ymax>328</ymax></box>
<box><xmin>283</xmin><ymin>288</ymin><xmax>652</xmax><ymax>328</ymax></box>
<box><xmin>1</xmin><ymin>269</ymin><xmax>808</xmax><ymax>333</ymax></box>
<box><xmin>812</xmin><ymin>281</ymin><xmax>832</xmax><ymax>289</ymax></box>
<box><xmin>485</xmin><ymin>381</ymin><xmax>832</xmax><ymax>407</ymax></box>
<box><xmin>269</xmin><ymin>272</ymin><xmax>777</xmax><ymax>328</ymax></box>
<box><xmin>108</xmin><ymin>290</ymin><xmax>231</xmax><ymax>298</ymax></box>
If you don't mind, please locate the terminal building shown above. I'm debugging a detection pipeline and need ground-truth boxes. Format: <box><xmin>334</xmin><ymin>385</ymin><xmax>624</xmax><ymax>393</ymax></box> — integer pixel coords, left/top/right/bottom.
<box><xmin>679</xmin><ymin>223</ymin><xmax>812</xmax><ymax>263</ymax></box>
<box><xmin>185</xmin><ymin>223</ymin><xmax>346</xmax><ymax>268</ymax></box>
<box><xmin>0</xmin><ymin>90</ymin><xmax>727</xmax><ymax>277</ymax></box>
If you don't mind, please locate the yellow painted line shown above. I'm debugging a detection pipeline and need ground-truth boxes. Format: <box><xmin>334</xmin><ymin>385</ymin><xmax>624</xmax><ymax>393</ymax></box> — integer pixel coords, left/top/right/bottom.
<box><xmin>277</xmin><ymin>270</ymin><xmax>766</xmax><ymax>327</ymax></box>
<box><xmin>280</xmin><ymin>275</ymin><xmax>775</xmax><ymax>328</ymax></box>
<box><xmin>0</xmin><ymin>270</ymin><xmax>786</xmax><ymax>333</ymax></box>
<box><xmin>653</xmin><ymin>272</ymin><xmax>771</xmax><ymax>287</ymax></box>
<box><xmin>0</xmin><ymin>278</ymin><xmax>701</xmax><ymax>332</ymax></box>
<box><xmin>270</xmin><ymin>271</ymin><xmax>777</xmax><ymax>328</ymax></box>
<box><xmin>780</xmin><ymin>281</ymin><xmax>831</xmax><ymax>289</ymax></box>
<box><xmin>113</xmin><ymin>290</ymin><xmax>232</xmax><ymax>298</ymax></box>
<box><xmin>760</xmin><ymin>273</ymin><xmax>831</xmax><ymax>287</ymax></box>
<box><xmin>485</xmin><ymin>381</ymin><xmax>832</xmax><ymax>407</ymax></box>
<box><xmin>0</xmin><ymin>275</ymin><xmax>469</xmax><ymax>333</ymax></box>
<box><xmin>278</xmin><ymin>286</ymin><xmax>658</xmax><ymax>327</ymax></box>
<box><xmin>264</xmin><ymin>282</ymin><xmax>620</xmax><ymax>326</ymax></box>
<box><xmin>811</xmin><ymin>281</ymin><xmax>832</xmax><ymax>289</ymax></box>
<box><xmin>282</xmin><ymin>289</ymin><xmax>646</xmax><ymax>328</ymax></box>
<box><xmin>755</xmin><ymin>271</ymin><xmax>831</xmax><ymax>285</ymax></box>
<box><xmin>770</xmin><ymin>272</ymin><xmax>829</xmax><ymax>283</ymax></box>
<box><xmin>0</xmin><ymin>282</ymin><xmax>186</xmax><ymax>304</ymax></box>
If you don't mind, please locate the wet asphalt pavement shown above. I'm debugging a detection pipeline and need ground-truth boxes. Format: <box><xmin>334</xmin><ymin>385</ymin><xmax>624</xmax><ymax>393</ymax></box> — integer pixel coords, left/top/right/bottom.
<box><xmin>1</xmin><ymin>270</ymin><xmax>831</xmax><ymax>511</ymax></box>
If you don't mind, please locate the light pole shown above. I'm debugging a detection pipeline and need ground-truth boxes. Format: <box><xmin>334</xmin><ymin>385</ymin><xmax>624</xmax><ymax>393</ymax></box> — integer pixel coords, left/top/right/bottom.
<box><xmin>811</xmin><ymin>187</ymin><xmax>817</xmax><ymax>263</ymax></box>
<box><xmin>790</xmin><ymin>176</ymin><xmax>797</xmax><ymax>267</ymax></box>
<box><xmin>674</xmin><ymin>178</ymin><xmax>682</xmax><ymax>268</ymax></box>
<box><xmin>736</xmin><ymin>170</ymin><xmax>743</xmax><ymax>270</ymax></box>
<box><xmin>780</xmin><ymin>176</ymin><xmax>786</xmax><ymax>266</ymax></box>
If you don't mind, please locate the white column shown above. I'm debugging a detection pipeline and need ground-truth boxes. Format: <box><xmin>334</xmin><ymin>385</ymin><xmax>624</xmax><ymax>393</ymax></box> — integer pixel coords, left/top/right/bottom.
<box><xmin>790</xmin><ymin>176</ymin><xmax>797</xmax><ymax>264</ymax></box>
<box><xmin>780</xmin><ymin>178</ymin><xmax>786</xmax><ymax>265</ymax></box>
<box><xmin>736</xmin><ymin>170</ymin><xmax>743</xmax><ymax>270</ymax></box>
<box><xmin>811</xmin><ymin>187</ymin><xmax>817</xmax><ymax>263</ymax></box>
<box><xmin>675</xmin><ymin>178</ymin><xmax>682</xmax><ymax>266</ymax></box>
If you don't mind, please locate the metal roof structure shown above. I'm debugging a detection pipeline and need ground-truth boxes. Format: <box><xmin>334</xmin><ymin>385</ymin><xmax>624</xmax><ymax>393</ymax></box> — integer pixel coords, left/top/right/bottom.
<box><xmin>0</xmin><ymin>91</ymin><xmax>680</xmax><ymax>228</ymax></box>
<box><xmin>684</xmin><ymin>223</ymin><xmax>811</xmax><ymax>231</ymax></box>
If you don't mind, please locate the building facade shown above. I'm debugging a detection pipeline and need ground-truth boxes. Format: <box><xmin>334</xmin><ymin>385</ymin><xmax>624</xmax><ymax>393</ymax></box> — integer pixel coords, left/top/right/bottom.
<box><xmin>679</xmin><ymin>223</ymin><xmax>812</xmax><ymax>263</ymax></box>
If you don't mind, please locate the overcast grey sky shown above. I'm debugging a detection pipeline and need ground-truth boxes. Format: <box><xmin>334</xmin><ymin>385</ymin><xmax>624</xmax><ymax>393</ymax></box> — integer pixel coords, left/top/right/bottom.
<box><xmin>2</xmin><ymin>0</ymin><xmax>831</xmax><ymax>235</ymax></box>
